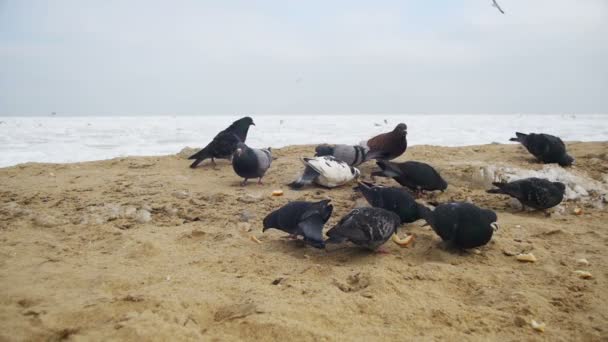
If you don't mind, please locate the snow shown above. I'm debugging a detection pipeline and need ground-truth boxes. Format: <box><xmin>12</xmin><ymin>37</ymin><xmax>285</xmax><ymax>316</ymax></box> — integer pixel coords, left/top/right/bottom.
<box><xmin>0</xmin><ymin>114</ymin><xmax>607</xmax><ymax>167</ymax></box>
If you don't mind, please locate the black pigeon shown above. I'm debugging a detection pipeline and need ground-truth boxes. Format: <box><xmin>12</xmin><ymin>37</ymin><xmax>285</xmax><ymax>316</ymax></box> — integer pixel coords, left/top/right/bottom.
<box><xmin>510</xmin><ymin>132</ymin><xmax>574</xmax><ymax>166</ymax></box>
<box><xmin>326</xmin><ymin>207</ymin><xmax>400</xmax><ymax>251</ymax></box>
<box><xmin>361</xmin><ymin>123</ymin><xmax>408</xmax><ymax>161</ymax></box>
<box><xmin>486</xmin><ymin>177</ymin><xmax>565</xmax><ymax>210</ymax></box>
<box><xmin>188</xmin><ymin>116</ymin><xmax>255</xmax><ymax>168</ymax></box>
<box><xmin>232</xmin><ymin>142</ymin><xmax>272</xmax><ymax>186</ymax></box>
<box><xmin>315</xmin><ymin>144</ymin><xmax>368</xmax><ymax>167</ymax></box>
<box><xmin>373</xmin><ymin>160</ymin><xmax>448</xmax><ymax>194</ymax></box>
<box><xmin>422</xmin><ymin>202</ymin><xmax>498</xmax><ymax>249</ymax></box>
<box><xmin>262</xmin><ymin>200</ymin><xmax>333</xmax><ymax>249</ymax></box>
<box><xmin>355</xmin><ymin>181</ymin><xmax>430</xmax><ymax>224</ymax></box>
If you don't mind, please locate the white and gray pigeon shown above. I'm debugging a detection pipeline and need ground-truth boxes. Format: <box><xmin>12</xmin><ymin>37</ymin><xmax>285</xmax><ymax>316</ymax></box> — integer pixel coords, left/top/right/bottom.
<box><xmin>232</xmin><ymin>142</ymin><xmax>272</xmax><ymax>186</ymax></box>
<box><xmin>288</xmin><ymin>156</ymin><xmax>360</xmax><ymax>189</ymax></box>
<box><xmin>314</xmin><ymin>144</ymin><xmax>368</xmax><ymax>167</ymax></box>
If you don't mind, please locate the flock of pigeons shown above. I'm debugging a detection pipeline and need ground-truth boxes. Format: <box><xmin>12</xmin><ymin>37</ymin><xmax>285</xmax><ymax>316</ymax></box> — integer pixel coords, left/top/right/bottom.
<box><xmin>188</xmin><ymin>116</ymin><xmax>573</xmax><ymax>253</ymax></box>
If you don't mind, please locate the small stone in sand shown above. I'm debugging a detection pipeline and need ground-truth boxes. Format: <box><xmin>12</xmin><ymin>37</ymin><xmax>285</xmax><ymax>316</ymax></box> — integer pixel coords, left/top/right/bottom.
<box><xmin>33</xmin><ymin>213</ymin><xmax>60</xmax><ymax>227</ymax></box>
<box><xmin>239</xmin><ymin>210</ymin><xmax>254</xmax><ymax>222</ymax></box>
<box><xmin>134</xmin><ymin>209</ymin><xmax>152</xmax><ymax>223</ymax></box>
<box><xmin>238</xmin><ymin>194</ymin><xmax>262</xmax><ymax>203</ymax></box>
<box><xmin>121</xmin><ymin>206</ymin><xmax>137</xmax><ymax>218</ymax></box>
<box><xmin>576</xmin><ymin>258</ymin><xmax>589</xmax><ymax>266</ymax></box>
<box><xmin>172</xmin><ymin>190</ymin><xmax>189</xmax><ymax>199</ymax></box>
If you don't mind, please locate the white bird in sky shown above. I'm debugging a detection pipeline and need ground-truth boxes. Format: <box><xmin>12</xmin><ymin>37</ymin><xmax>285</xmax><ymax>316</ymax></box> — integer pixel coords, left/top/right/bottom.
<box><xmin>492</xmin><ymin>0</ymin><xmax>505</xmax><ymax>14</ymax></box>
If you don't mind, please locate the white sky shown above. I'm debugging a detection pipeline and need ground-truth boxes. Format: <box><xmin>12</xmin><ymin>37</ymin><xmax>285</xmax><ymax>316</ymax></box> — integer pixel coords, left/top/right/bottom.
<box><xmin>1</xmin><ymin>0</ymin><xmax>607</xmax><ymax>115</ymax></box>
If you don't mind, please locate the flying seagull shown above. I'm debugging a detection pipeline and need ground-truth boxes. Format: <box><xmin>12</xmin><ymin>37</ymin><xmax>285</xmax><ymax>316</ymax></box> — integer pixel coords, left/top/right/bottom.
<box><xmin>492</xmin><ymin>0</ymin><xmax>505</xmax><ymax>14</ymax></box>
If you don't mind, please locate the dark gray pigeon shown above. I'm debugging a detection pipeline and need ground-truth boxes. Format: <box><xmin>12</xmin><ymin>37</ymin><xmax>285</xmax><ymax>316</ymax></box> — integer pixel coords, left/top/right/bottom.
<box><xmin>262</xmin><ymin>200</ymin><xmax>333</xmax><ymax>249</ymax></box>
<box><xmin>315</xmin><ymin>144</ymin><xmax>368</xmax><ymax>167</ymax></box>
<box><xmin>373</xmin><ymin>160</ymin><xmax>447</xmax><ymax>194</ymax></box>
<box><xmin>422</xmin><ymin>202</ymin><xmax>498</xmax><ymax>249</ymax></box>
<box><xmin>355</xmin><ymin>181</ymin><xmax>430</xmax><ymax>224</ymax></box>
<box><xmin>188</xmin><ymin>116</ymin><xmax>255</xmax><ymax>168</ymax></box>
<box><xmin>232</xmin><ymin>142</ymin><xmax>272</xmax><ymax>186</ymax></box>
<box><xmin>361</xmin><ymin>123</ymin><xmax>408</xmax><ymax>161</ymax></box>
<box><xmin>510</xmin><ymin>132</ymin><xmax>574</xmax><ymax>166</ymax></box>
<box><xmin>326</xmin><ymin>207</ymin><xmax>401</xmax><ymax>252</ymax></box>
<box><xmin>486</xmin><ymin>177</ymin><xmax>565</xmax><ymax>210</ymax></box>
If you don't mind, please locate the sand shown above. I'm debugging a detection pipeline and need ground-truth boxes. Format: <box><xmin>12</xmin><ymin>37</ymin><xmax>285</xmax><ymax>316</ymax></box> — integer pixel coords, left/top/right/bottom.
<box><xmin>1</xmin><ymin>142</ymin><xmax>607</xmax><ymax>341</ymax></box>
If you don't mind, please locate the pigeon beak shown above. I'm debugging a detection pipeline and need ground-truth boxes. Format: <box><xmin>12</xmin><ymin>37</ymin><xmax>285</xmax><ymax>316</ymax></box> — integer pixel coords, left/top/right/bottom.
<box><xmin>252</xmin><ymin>122</ymin><xmax>256</xmax><ymax>126</ymax></box>
<box><xmin>491</xmin><ymin>222</ymin><xmax>499</xmax><ymax>231</ymax></box>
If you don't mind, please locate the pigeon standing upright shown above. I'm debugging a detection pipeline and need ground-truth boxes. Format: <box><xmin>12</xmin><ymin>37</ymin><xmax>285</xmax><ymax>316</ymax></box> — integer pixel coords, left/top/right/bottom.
<box><xmin>373</xmin><ymin>160</ymin><xmax>448</xmax><ymax>194</ymax></box>
<box><xmin>486</xmin><ymin>177</ymin><xmax>565</xmax><ymax>210</ymax></box>
<box><xmin>325</xmin><ymin>207</ymin><xmax>401</xmax><ymax>252</ymax></box>
<box><xmin>288</xmin><ymin>156</ymin><xmax>360</xmax><ymax>189</ymax></box>
<box><xmin>232</xmin><ymin>142</ymin><xmax>272</xmax><ymax>186</ymax></box>
<box><xmin>422</xmin><ymin>202</ymin><xmax>499</xmax><ymax>249</ymax></box>
<box><xmin>355</xmin><ymin>182</ymin><xmax>430</xmax><ymax>224</ymax></box>
<box><xmin>314</xmin><ymin>144</ymin><xmax>368</xmax><ymax>167</ymax></box>
<box><xmin>361</xmin><ymin>123</ymin><xmax>408</xmax><ymax>161</ymax></box>
<box><xmin>263</xmin><ymin>200</ymin><xmax>333</xmax><ymax>248</ymax></box>
<box><xmin>188</xmin><ymin>116</ymin><xmax>255</xmax><ymax>168</ymax></box>
<box><xmin>510</xmin><ymin>132</ymin><xmax>574</xmax><ymax>166</ymax></box>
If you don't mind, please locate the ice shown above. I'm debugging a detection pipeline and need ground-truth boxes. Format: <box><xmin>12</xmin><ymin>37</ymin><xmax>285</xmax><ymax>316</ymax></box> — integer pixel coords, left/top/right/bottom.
<box><xmin>0</xmin><ymin>114</ymin><xmax>607</xmax><ymax>167</ymax></box>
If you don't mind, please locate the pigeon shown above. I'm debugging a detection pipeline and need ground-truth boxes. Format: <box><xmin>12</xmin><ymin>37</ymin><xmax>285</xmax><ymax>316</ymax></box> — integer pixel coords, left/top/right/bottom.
<box><xmin>262</xmin><ymin>200</ymin><xmax>333</xmax><ymax>248</ymax></box>
<box><xmin>422</xmin><ymin>202</ymin><xmax>499</xmax><ymax>249</ymax></box>
<box><xmin>325</xmin><ymin>207</ymin><xmax>401</xmax><ymax>251</ymax></box>
<box><xmin>188</xmin><ymin>116</ymin><xmax>255</xmax><ymax>168</ymax></box>
<box><xmin>492</xmin><ymin>0</ymin><xmax>505</xmax><ymax>14</ymax></box>
<box><xmin>232</xmin><ymin>142</ymin><xmax>272</xmax><ymax>186</ymax></box>
<box><xmin>373</xmin><ymin>160</ymin><xmax>448</xmax><ymax>194</ymax></box>
<box><xmin>486</xmin><ymin>177</ymin><xmax>565</xmax><ymax>210</ymax></box>
<box><xmin>355</xmin><ymin>181</ymin><xmax>430</xmax><ymax>224</ymax></box>
<box><xmin>314</xmin><ymin>144</ymin><xmax>368</xmax><ymax>167</ymax></box>
<box><xmin>510</xmin><ymin>132</ymin><xmax>574</xmax><ymax>166</ymax></box>
<box><xmin>288</xmin><ymin>156</ymin><xmax>360</xmax><ymax>189</ymax></box>
<box><xmin>361</xmin><ymin>123</ymin><xmax>408</xmax><ymax>161</ymax></box>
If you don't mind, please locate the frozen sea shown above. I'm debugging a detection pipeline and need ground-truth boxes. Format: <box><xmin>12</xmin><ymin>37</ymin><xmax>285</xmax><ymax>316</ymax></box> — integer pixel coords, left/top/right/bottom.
<box><xmin>0</xmin><ymin>114</ymin><xmax>607</xmax><ymax>167</ymax></box>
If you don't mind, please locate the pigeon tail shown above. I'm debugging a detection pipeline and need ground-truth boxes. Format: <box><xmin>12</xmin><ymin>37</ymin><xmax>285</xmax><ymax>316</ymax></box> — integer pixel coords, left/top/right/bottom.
<box><xmin>288</xmin><ymin>180</ymin><xmax>305</xmax><ymax>189</ymax></box>
<box><xmin>486</xmin><ymin>182</ymin><xmax>508</xmax><ymax>194</ymax></box>
<box><xmin>188</xmin><ymin>147</ymin><xmax>211</xmax><ymax>168</ymax></box>
<box><xmin>376</xmin><ymin>161</ymin><xmax>402</xmax><ymax>177</ymax></box>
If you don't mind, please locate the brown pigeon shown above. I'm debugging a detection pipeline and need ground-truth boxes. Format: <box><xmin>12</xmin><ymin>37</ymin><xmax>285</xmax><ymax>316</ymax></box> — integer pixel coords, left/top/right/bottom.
<box><xmin>361</xmin><ymin>123</ymin><xmax>408</xmax><ymax>161</ymax></box>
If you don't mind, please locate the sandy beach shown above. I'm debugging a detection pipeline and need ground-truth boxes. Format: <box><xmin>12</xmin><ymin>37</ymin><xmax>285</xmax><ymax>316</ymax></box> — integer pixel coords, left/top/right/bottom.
<box><xmin>1</xmin><ymin>142</ymin><xmax>607</xmax><ymax>341</ymax></box>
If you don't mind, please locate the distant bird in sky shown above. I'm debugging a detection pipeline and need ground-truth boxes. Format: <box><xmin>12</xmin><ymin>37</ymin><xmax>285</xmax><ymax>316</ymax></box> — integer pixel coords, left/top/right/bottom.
<box><xmin>492</xmin><ymin>0</ymin><xmax>505</xmax><ymax>14</ymax></box>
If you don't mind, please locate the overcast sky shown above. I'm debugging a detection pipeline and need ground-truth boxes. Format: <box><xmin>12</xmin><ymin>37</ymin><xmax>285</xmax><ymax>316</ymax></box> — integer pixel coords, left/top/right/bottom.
<box><xmin>1</xmin><ymin>0</ymin><xmax>607</xmax><ymax>116</ymax></box>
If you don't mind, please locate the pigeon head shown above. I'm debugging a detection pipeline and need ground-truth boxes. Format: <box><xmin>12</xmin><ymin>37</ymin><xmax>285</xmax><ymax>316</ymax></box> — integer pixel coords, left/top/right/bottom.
<box><xmin>314</xmin><ymin>199</ymin><xmax>334</xmax><ymax>222</ymax></box>
<box><xmin>557</xmin><ymin>154</ymin><xmax>574</xmax><ymax>167</ymax></box>
<box><xmin>355</xmin><ymin>181</ymin><xmax>382</xmax><ymax>206</ymax></box>
<box><xmin>262</xmin><ymin>211</ymin><xmax>277</xmax><ymax>232</ymax></box>
<box><xmin>393</xmin><ymin>123</ymin><xmax>408</xmax><ymax>135</ymax></box>
<box><xmin>553</xmin><ymin>181</ymin><xmax>566</xmax><ymax>193</ymax></box>
<box><xmin>482</xmin><ymin>209</ymin><xmax>499</xmax><ymax>231</ymax></box>
<box><xmin>239</xmin><ymin>116</ymin><xmax>255</xmax><ymax>126</ymax></box>
<box><xmin>350</xmin><ymin>167</ymin><xmax>361</xmax><ymax>179</ymax></box>
<box><xmin>314</xmin><ymin>144</ymin><xmax>334</xmax><ymax>157</ymax></box>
